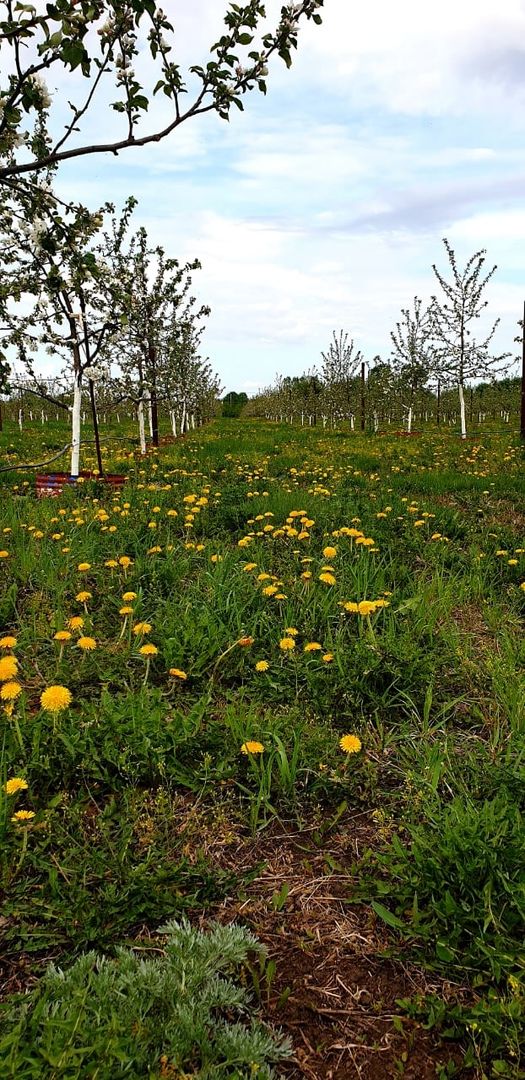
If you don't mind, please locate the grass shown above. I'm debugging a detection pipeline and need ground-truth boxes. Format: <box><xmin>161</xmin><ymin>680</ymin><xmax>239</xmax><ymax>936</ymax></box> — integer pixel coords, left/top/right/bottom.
<box><xmin>0</xmin><ymin>417</ymin><xmax>524</xmax><ymax>1079</ymax></box>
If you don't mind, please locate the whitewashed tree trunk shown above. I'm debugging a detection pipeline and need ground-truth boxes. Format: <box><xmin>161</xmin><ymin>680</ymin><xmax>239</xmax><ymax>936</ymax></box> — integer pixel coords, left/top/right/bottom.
<box><xmin>407</xmin><ymin>406</ymin><xmax>412</xmax><ymax>434</ymax></box>
<box><xmin>458</xmin><ymin>384</ymin><xmax>467</xmax><ymax>439</ymax></box>
<box><xmin>137</xmin><ymin>398</ymin><xmax>147</xmax><ymax>455</ymax></box>
<box><xmin>18</xmin><ymin>409</ymin><xmax>23</xmax><ymax>430</ymax></box>
<box><xmin>301</xmin><ymin>412</ymin><xmax>304</xmax><ymax>426</ymax></box>
<box><xmin>144</xmin><ymin>390</ymin><xmax>153</xmax><ymax>437</ymax></box>
<box><xmin>191</xmin><ymin>413</ymin><xmax>195</xmax><ymax>430</ymax></box>
<box><xmin>171</xmin><ymin>411</ymin><xmax>177</xmax><ymax>436</ymax></box>
<box><xmin>181</xmin><ymin>401</ymin><xmax>187</xmax><ymax>433</ymax></box>
<box><xmin>29</xmin><ymin>410</ymin><xmax>33</xmax><ymax>420</ymax></box>
<box><xmin>41</xmin><ymin>410</ymin><xmax>45</xmax><ymax>424</ymax></box>
<box><xmin>70</xmin><ymin>375</ymin><xmax>82</xmax><ymax>476</ymax></box>
<box><xmin>373</xmin><ymin>410</ymin><xmax>379</xmax><ymax>432</ymax></box>
<box><xmin>350</xmin><ymin>414</ymin><xmax>355</xmax><ymax>430</ymax></box>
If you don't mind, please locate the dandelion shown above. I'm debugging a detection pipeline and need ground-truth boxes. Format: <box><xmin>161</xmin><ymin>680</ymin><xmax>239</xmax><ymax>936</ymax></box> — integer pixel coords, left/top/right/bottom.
<box><xmin>54</xmin><ymin>630</ymin><xmax>72</xmax><ymax>642</ymax></box>
<box><xmin>77</xmin><ymin>636</ymin><xmax>97</xmax><ymax>651</ymax></box>
<box><xmin>243</xmin><ymin>563</ymin><xmax>257</xmax><ymax>572</ymax></box>
<box><xmin>169</xmin><ymin>668</ymin><xmax>187</xmax><ymax>680</ymax></box>
<box><xmin>40</xmin><ymin>685</ymin><xmax>72</xmax><ymax>714</ymax></box>
<box><xmin>237</xmin><ymin>636</ymin><xmax>254</xmax><ymax>647</ymax></box>
<box><xmin>0</xmin><ymin>550</ymin><xmax>9</xmax><ymax>558</ymax></box>
<box><xmin>4</xmin><ymin>777</ymin><xmax>28</xmax><ymax>796</ymax></box>
<box><xmin>139</xmin><ymin>643</ymin><xmax>158</xmax><ymax>656</ymax></box>
<box><xmin>77</xmin><ymin>562</ymin><xmax>91</xmax><ymax>571</ymax></box>
<box><xmin>67</xmin><ymin>616</ymin><xmax>84</xmax><ymax>631</ymax></box>
<box><xmin>140</xmin><ymin>643</ymin><xmax>158</xmax><ymax>685</ymax></box>
<box><xmin>279</xmin><ymin>637</ymin><xmax>296</xmax><ymax>651</ymax></box>
<box><xmin>75</xmin><ymin>591</ymin><xmax>92</xmax><ymax>603</ymax></box>
<box><xmin>0</xmin><ymin>681</ymin><xmax>22</xmax><ymax>701</ymax></box>
<box><xmin>304</xmin><ymin>642</ymin><xmax>322</xmax><ymax>652</ymax></box>
<box><xmin>122</xmin><ymin>591</ymin><xmax>137</xmax><ymax>602</ymax></box>
<box><xmin>0</xmin><ymin>655</ymin><xmax>18</xmax><ymax>681</ymax></box>
<box><xmin>133</xmin><ymin>622</ymin><xmax>152</xmax><ymax>636</ymax></box>
<box><xmin>255</xmin><ymin>660</ymin><xmax>269</xmax><ymax>672</ymax></box>
<box><xmin>322</xmin><ymin>653</ymin><xmax>334</xmax><ymax>663</ymax></box>
<box><xmin>11</xmin><ymin>809</ymin><xmax>35</xmax><ymax>823</ymax></box>
<box><xmin>240</xmin><ymin>741</ymin><xmax>265</xmax><ymax>755</ymax></box>
<box><xmin>0</xmin><ymin>636</ymin><xmax>17</xmax><ymax>649</ymax></box>
<box><xmin>284</xmin><ymin>627</ymin><xmax>298</xmax><ymax>636</ymax></box>
<box><xmin>105</xmin><ymin>559</ymin><xmax>118</xmax><ymax>568</ymax></box>
<box><xmin>118</xmin><ymin>556</ymin><xmax>133</xmax><ymax>568</ymax></box>
<box><xmin>357</xmin><ymin>600</ymin><xmax>376</xmax><ymax>616</ymax></box>
<box><xmin>319</xmin><ymin>572</ymin><xmax>336</xmax><ymax>585</ymax></box>
<box><xmin>119</xmin><ymin>605</ymin><xmax>133</xmax><ymax>616</ymax></box>
<box><xmin>323</xmin><ymin>546</ymin><xmax>337</xmax><ymax>558</ymax></box>
<box><xmin>339</xmin><ymin>734</ymin><xmax>362</xmax><ymax>754</ymax></box>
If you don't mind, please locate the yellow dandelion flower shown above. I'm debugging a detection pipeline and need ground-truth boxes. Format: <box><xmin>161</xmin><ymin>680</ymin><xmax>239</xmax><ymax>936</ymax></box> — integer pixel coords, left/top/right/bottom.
<box><xmin>122</xmin><ymin>592</ymin><xmax>137</xmax><ymax>602</ymax></box>
<box><xmin>169</xmin><ymin>668</ymin><xmax>187</xmax><ymax>680</ymax></box>
<box><xmin>240</xmin><ymin>740</ymin><xmax>265</xmax><ymax>755</ymax></box>
<box><xmin>319</xmin><ymin>572</ymin><xmax>336</xmax><ymax>585</ymax></box>
<box><xmin>40</xmin><ymin>685</ymin><xmax>72</xmax><ymax>713</ymax></box>
<box><xmin>75</xmin><ymin>591</ymin><xmax>92</xmax><ymax>603</ymax></box>
<box><xmin>0</xmin><ymin>550</ymin><xmax>10</xmax><ymax>558</ymax></box>
<box><xmin>255</xmin><ymin>660</ymin><xmax>269</xmax><ymax>672</ymax></box>
<box><xmin>262</xmin><ymin>585</ymin><xmax>278</xmax><ymax>596</ymax></box>
<box><xmin>54</xmin><ymin>630</ymin><xmax>72</xmax><ymax>642</ymax></box>
<box><xmin>339</xmin><ymin>734</ymin><xmax>362</xmax><ymax>754</ymax></box>
<box><xmin>0</xmin><ymin>636</ymin><xmax>17</xmax><ymax>649</ymax></box>
<box><xmin>243</xmin><ymin>563</ymin><xmax>257</xmax><ymax>572</ymax></box>
<box><xmin>279</xmin><ymin>637</ymin><xmax>296</xmax><ymax>651</ymax></box>
<box><xmin>0</xmin><ymin>681</ymin><xmax>22</xmax><ymax>701</ymax></box>
<box><xmin>0</xmin><ymin>655</ymin><xmax>18</xmax><ymax>681</ymax></box>
<box><xmin>323</xmin><ymin>546</ymin><xmax>337</xmax><ymax>558</ymax></box>
<box><xmin>77</xmin><ymin>636</ymin><xmax>97</xmax><ymax>651</ymax></box>
<box><xmin>11</xmin><ymin>810</ymin><xmax>36</xmax><ymax>823</ymax></box>
<box><xmin>343</xmin><ymin>602</ymin><xmax>359</xmax><ymax>613</ymax></box>
<box><xmin>67</xmin><ymin>616</ymin><xmax>84</xmax><ymax>631</ymax></box>
<box><xmin>119</xmin><ymin>605</ymin><xmax>133</xmax><ymax>616</ymax></box>
<box><xmin>118</xmin><ymin>556</ymin><xmax>133</xmax><ymax>568</ymax></box>
<box><xmin>358</xmin><ymin>600</ymin><xmax>376</xmax><ymax>616</ymax></box>
<box><xmin>4</xmin><ymin>777</ymin><xmax>28</xmax><ymax>795</ymax></box>
<box><xmin>139</xmin><ymin>643</ymin><xmax>158</xmax><ymax>656</ymax></box>
<box><xmin>304</xmin><ymin>642</ymin><xmax>322</xmax><ymax>652</ymax></box>
<box><xmin>322</xmin><ymin>653</ymin><xmax>334</xmax><ymax>663</ymax></box>
<box><xmin>133</xmin><ymin>622</ymin><xmax>152</xmax><ymax>635</ymax></box>
<box><xmin>508</xmin><ymin>559</ymin><xmax>518</xmax><ymax>566</ymax></box>
<box><xmin>105</xmin><ymin>559</ymin><xmax>118</xmax><ymax>568</ymax></box>
<box><xmin>77</xmin><ymin>562</ymin><xmax>91</xmax><ymax>571</ymax></box>
<box><xmin>284</xmin><ymin>627</ymin><xmax>298</xmax><ymax>636</ymax></box>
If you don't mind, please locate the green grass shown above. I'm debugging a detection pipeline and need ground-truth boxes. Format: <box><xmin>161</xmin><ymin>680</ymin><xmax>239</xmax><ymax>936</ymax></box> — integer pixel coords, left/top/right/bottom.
<box><xmin>0</xmin><ymin>416</ymin><xmax>524</xmax><ymax>1078</ymax></box>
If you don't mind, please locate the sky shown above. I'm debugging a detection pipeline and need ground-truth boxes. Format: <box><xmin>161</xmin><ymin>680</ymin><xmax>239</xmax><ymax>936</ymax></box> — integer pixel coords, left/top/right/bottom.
<box><xmin>47</xmin><ymin>0</ymin><xmax>525</xmax><ymax>393</ymax></box>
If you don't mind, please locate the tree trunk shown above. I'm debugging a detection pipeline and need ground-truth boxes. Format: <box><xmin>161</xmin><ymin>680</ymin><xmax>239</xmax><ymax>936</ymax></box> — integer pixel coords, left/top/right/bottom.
<box><xmin>458</xmin><ymin>383</ymin><xmax>467</xmax><ymax>439</ymax></box>
<box><xmin>137</xmin><ymin>397</ymin><xmax>147</xmax><ymax>455</ymax></box>
<box><xmin>70</xmin><ymin>374</ymin><xmax>82</xmax><ymax>476</ymax></box>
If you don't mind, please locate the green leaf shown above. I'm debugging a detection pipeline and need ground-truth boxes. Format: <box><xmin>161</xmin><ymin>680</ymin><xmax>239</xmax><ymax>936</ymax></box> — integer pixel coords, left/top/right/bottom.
<box><xmin>435</xmin><ymin>941</ymin><xmax>455</xmax><ymax>962</ymax></box>
<box><xmin>371</xmin><ymin>901</ymin><xmax>406</xmax><ymax>930</ymax></box>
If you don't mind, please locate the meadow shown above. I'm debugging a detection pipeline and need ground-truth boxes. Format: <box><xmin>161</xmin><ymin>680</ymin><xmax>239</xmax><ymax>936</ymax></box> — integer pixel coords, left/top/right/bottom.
<box><xmin>0</xmin><ymin>417</ymin><xmax>523</xmax><ymax>1080</ymax></box>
